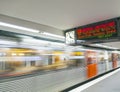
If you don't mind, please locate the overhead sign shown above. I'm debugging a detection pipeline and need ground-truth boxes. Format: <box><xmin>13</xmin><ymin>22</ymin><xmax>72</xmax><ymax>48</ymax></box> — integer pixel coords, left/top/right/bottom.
<box><xmin>76</xmin><ymin>21</ymin><xmax>117</xmax><ymax>40</ymax></box>
<box><xmin>65</xmin><ymin>17</ymin><xmax>120</xmax><ymax>45</ymax></box>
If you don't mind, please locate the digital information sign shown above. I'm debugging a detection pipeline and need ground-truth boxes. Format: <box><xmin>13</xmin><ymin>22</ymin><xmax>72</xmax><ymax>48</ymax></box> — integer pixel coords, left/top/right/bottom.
<box><xmin>65</xmin><ymin>17</ymin><xmax>120</xmax><ymax>45</ymax></box>
<box><xmin>76</xmin><ymin>21</ymin><xmax>117</xmax><ymax>40</ymax></box>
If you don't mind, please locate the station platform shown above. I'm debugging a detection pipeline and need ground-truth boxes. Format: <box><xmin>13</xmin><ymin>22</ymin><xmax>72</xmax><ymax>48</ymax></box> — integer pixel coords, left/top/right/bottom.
<box><xmin>69</xmin><ymin>68</ymin><xmax>120</xmax><ymax>92</ymax></box>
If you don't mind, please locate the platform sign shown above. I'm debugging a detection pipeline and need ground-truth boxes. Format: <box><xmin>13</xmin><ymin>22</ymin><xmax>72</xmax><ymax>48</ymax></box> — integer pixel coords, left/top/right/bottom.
<box><xmin>65</xmin><ymin>17</ymin><xmax>120</xmax><ymax>45</ymax></box>
<box><xmin>76</xmin><ymin>21</ymin><xmax>117</xmax><ymax>40</ymax></box>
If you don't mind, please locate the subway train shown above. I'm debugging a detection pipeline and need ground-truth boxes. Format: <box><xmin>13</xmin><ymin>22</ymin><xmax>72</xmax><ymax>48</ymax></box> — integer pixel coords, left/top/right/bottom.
<box><xmin>0</xmin><ymin>45</ymin><xmax>119</xmax><ymax>92</ymax></box>
<box><xmin>0</xmin><ymin>30</ymin><xmax>119</xmax><ymax>92</ymax></box>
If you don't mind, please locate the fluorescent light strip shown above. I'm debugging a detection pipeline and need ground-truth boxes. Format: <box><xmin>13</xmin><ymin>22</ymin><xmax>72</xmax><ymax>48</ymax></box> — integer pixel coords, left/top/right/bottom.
<box><xmin>95</xmin><ymin>44</ymin><xmax>118</xmax><ymax>49</ymax></box>
<box><xmin>0</xmin><ymin>21</ymin><xmax>65</xmax><ymax>39</ymax></box>
<box><xmin>0</xmin><ymin>21</ymin><xmax>40</xmax><ymax>33</ymax></box>
<box><xmin>69</xmin><ymin>68</ymin><xmax>120</xmax><ymax>92</ymax></box>
<box><xmin>42</xmin><ymin>32</ymin><xmax>65</xmax><ymax>39</ymax></box>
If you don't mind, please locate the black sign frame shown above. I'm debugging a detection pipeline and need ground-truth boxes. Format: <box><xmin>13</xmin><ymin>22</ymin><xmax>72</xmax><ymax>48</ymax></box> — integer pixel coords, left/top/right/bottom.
<box><xmin>64</xmin><ymin>17</ymin><xmax>120</xmax><ymax>45</ymax></box>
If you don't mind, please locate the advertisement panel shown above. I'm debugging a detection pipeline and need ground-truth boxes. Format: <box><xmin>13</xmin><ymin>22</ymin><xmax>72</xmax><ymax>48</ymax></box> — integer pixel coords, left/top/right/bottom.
<box><xmin>85</xmin><ymin>51</ymin><xmax>98</xmax><ymax>78</ymax></box>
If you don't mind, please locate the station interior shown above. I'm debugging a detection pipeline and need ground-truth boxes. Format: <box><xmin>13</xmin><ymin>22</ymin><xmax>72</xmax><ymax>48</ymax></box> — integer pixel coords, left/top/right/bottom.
<box><xmin>0</xmin><ymin>0</ymin><xmax>120</xmax><ymax>92</ymax></box>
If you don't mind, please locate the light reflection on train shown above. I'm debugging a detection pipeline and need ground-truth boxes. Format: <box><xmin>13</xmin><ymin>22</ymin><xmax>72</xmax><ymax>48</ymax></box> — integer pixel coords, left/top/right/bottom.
<box><xmin>0</xmin><ymin>47</ymin><xmax>119</xmax><ymax>78</ymax></box>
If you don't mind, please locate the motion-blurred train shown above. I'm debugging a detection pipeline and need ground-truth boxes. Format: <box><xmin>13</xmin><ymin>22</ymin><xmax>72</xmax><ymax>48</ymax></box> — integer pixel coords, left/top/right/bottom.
<box><xmin>0</xmin><ymin>30</ymin><xmax>120</xmax><ymax>92</ymax></box>
<box><xmin>0</xmin><ymin>46</ymin><xmax>120</xmax><ymax>91</ymax></box>
<box><xmin>0</xmin><ymin>46</ymin><xmax>119</xmax><ymax>77</ymax></box>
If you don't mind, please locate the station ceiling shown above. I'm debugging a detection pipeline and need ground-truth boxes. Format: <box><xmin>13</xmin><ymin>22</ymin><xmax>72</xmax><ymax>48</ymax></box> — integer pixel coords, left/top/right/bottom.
<box><xmin>0</xmin><ymin>0</ymin><xmax>120</xmax><ymax>30</ymax></box>
<box><xmin>0</xmin><ymin>0</ymin><xmax>120</xmax><ymax>49</ymax></box>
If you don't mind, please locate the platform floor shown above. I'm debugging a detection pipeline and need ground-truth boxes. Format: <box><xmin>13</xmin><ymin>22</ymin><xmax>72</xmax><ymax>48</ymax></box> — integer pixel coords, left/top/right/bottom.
<box><xmin>70</xmin><ymin>68</ymin><xmax>120</xmax><ymax>92</ymax></box>
<box><xmin>83</xmin><ymin>69</ymin><xmax>120</xmax><ymax>92</ymax></box>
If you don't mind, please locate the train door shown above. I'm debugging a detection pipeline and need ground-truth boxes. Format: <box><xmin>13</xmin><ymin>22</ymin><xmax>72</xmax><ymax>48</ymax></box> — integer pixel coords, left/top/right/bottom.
<box><xmin>85</xmin><ymin>51</ymin><xmax>98</xmax><ymax>78</ymax></box>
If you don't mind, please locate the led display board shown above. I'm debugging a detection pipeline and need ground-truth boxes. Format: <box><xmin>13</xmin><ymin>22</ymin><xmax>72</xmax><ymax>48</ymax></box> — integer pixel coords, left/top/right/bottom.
<box><xmin>65</xmin><ymin>17</ymin><xmax>120</xmax><ymax>45</ymax></box>
<box><xmin>76</xmin><ymin>21</ymin><xmax>117</xmax><ymax>40</ymax></box>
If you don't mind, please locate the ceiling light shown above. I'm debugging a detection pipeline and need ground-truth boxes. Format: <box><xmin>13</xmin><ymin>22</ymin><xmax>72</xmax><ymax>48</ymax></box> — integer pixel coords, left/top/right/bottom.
<box><xmin>0</xmin><ymin>21</ymin><xmax>65</xmax><ymax>39</ymax></box>
<box><xmin>0</xmin><ymin>21</ymin><xmax>40</xmax><ymax>33</ymax></box>
<box><xmin>94</xmin><ymin>44</ymin><xmax>118</xmax><ymax>49</ymax></box>
<box><xmin>41</xmin><ymin>32</ymin><xmax>65</xmax><ymax>39</ymax></box>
